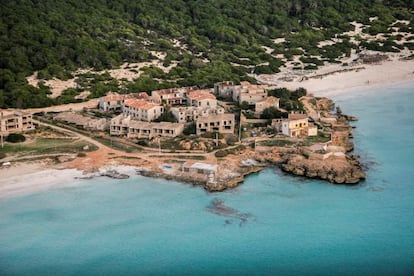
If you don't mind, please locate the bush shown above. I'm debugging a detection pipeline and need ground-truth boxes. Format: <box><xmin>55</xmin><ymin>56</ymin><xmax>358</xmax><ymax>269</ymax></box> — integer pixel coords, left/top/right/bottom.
<box><xmin>215</xmin><ymin>150</ymin><xmax>228</xmax><ymax>158</ymax></box>
<box><xmin>0</xmin><ymin>152</ymin><xmax>6</xmax><ymax>160</ymax></box>
<box><xmin>6</xmin><ymin>133</ymin><xmax>26</xmax><ymax>143</ymax></box>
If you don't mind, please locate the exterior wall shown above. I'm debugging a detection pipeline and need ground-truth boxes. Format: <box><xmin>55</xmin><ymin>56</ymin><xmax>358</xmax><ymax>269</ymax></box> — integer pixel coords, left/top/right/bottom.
<box><xmin>281</xmin><ymin>117</ymin><xmax>312</xmax><ymax>137</ymax></box>
<box><xmin>110</xmin><ymin>115</ymin><xmax>130</xmax><ymax>136</ymax></box>
<box><xmin>308</xmin><ymin>126</ymin><xmax>318</xmax><ymax>136</ymax></box>
<box><xmin>214</xmin><ymin>81</ymin><xmax>234</xmax><ymax>98</ymax></box>
<box><xmin>99</xmin><ymin>98</ymin><xmax>124</xmax><ymax>112</ymax></box>
<box><xmin>189</xmin><ymin>98</ymin><xmax>217</xmax><ymax>108</ymax></box>
<box><xmin>196</xmin><ymin>114</ymin><xmax>235</xmax><ymax>135</ymax></box>
<box><xmin>239</xmin><ymin>92</ymin><xmax>267</xmax><ymax>105</ymax></box>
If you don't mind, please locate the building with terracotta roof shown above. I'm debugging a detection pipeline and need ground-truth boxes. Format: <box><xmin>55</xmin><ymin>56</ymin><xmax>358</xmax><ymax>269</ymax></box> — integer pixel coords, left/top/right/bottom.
<box><xmin>123</xmin><ymin>99</ymin><xmax>164</xmax><ymax>122</ymax></box>
<box><xmin>151</xmin><ymin>87</ymin><xmax>195</xmax><ymax>105</ymax></box>
<box><xmin>0</xmin><ymin>109</ymin><xmax>35</xmax><ymax>135</ymax></box>
<box><xmin>99</xmin><ymin>92</ymin><xmax>150</xmax><ymax>112</ymax></box>
<box><xmin>99</xmin><ymin>94</ymin><xmax>126</xmax><ymax>112</ymax></box>
<box><xmin>196</xmin><ymin>114</ymin><xmax>235</xmax><ymax>135</ymax></box>
<box><xmin>187</xmin><ymin>90</ymin><xmax>217</xmax><ymax>108</ymax></box>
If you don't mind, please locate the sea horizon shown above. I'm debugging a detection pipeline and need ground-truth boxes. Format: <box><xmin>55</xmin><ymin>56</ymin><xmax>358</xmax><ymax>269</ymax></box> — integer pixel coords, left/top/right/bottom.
<box><xmin>1</xmin><ymin>81</ymin><xmax>414</xmax><ymax>275</ymax></box>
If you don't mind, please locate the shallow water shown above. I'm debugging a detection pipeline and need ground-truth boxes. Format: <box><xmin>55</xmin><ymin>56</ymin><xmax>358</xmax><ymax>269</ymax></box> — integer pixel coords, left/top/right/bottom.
<box><xmin>1</xmin><ymin>82</ymin><xmax>414</xmax><ymax>275</ymax></box>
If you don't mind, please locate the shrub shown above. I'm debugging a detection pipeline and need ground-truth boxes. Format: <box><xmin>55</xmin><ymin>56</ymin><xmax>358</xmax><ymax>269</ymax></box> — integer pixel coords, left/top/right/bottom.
<box><xmin>6</xmin><ymin>133</ymin><xmax>26</xmax><ymax>143</ymax></box>
<box><xmin>215</xmin><ymin>150</ymin><xmax>228</xmax><ymax>158</ymax></box>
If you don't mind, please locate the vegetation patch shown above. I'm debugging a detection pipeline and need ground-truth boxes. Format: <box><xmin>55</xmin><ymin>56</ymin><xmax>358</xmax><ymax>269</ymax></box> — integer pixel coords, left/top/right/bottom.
<box><xmin>5</xmin><ymin>133</ymin><xmax>26</xmax><ymax>143</ymax></box>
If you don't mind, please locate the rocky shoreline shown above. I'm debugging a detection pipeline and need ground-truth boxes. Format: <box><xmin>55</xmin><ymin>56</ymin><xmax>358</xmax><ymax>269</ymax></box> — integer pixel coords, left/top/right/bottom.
<box><xmin>72</xmin><ymin>95</ymin><xmax>366</xmax><ymax>191</ymax></box>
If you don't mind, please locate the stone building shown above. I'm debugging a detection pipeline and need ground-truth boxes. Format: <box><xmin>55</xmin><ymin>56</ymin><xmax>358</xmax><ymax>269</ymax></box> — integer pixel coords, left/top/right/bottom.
<box><xmin>214</xmin><ymin>81</ymin><xmax>268</xmax><ymax>105</ymax></box>
<box><xmin>54</xmin><ymin>112</ymin><xmax>107</xmax><ymax>131</ymax></box>
<box><xmin>196</xmin><ymin>114</ymin><xmax>235</xmax><ymax>135</ymax></box>
<box><xmin>171</xmin><ymin>106</ymin><xmax>225</xmax><ymax>123</ymax></box>
<box><xmin>0</xmin><ymin>110</ymin><xmax>35</xmax><ymax>135</ymax></box>
<box><xmin>110</xmin><ymin>115</ymin><xmax>184</xmax><ymax>138</ymax></box>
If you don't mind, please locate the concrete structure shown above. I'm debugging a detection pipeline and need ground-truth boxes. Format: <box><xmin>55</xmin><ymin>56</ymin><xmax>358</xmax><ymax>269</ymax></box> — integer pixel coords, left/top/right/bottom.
<box><xmin>54</xmin><ymin>112</ymin><xmax>107</xmax><ymax>131</ymax></box>
<box><xmin>255</xmin><ymin>96</ymin><xmax>280</xmax><ymax>115</ymax></box>
<box><xmin>187</xmin><ymin>90</ymin><xmax>217</xmax><ymax>108</ymax></box>
<box><xmin>196</xmin><ymin>114</ymin><xmax>235</xmax><ymax>135</ymax></box>
<box><xmin>123</xmin><ymin>99</ymin><xmax>164</xmax><ymax>122</ymax></box>
<box><xmin>151</xmin><ymin>87</ymin><xmax>195</xmax><ymax>105</ymax></box>
<box><xmin>214</xmin><ymin>81</ymin><xmax>268</xmax><ymax>105</ymax></box>
<box><xmin>182</xmin><ymin>161</ymin><xmax>218</xmax><ymax>175</ymax></box>
<box><xmin>0</xmin><ymin>109</ymin><xmax>35</xmax><ymax>135</ymax></box>
<box><xmin>214</xmin><ymin>81</ymin><xmax>234</xmax><ymax>98</ymax></box>
<box><xmin>272</xmin><ymin>113</ymin><xmax>317</xmax><ymax>137</ymax></box>
<box><xmin>110</xmin><ymin>115</ymin><xmax>184</xmax><ymax>138</ymax></box>
<box><xmin>171</xmin><ymin>106</ymin><xmax>225</xmax><ymax>123</ymax></box>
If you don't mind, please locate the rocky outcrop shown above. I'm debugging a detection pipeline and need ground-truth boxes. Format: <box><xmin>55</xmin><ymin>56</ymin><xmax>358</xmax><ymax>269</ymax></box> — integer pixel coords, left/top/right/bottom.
<box><xmin>281</xmin><ymin>154</ymin><xmax>365</xmax><ymax>184</ymax></box>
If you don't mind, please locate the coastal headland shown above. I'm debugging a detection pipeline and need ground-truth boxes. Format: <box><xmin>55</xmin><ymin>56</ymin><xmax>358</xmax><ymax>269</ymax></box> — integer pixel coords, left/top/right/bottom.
<box><xmin>0</xmin><ymin>86</ymin><xmax>371</xmax><ymax>197</ymax></box>
<box><xmin>2</xmin><ymin>53</ymin><xmax>414</xmax><ymax>196</ymax></box>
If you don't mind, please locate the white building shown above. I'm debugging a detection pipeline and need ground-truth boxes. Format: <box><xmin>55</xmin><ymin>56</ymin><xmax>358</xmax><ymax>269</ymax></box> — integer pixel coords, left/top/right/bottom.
<box><xmin>187</xmin><ymin>90</ymin><xmax>217</xmax><ymax>108</ymax></box>
<box><xmin>123</xmin><ymin>99</ymin><xmax>164</xmax><ymax>122</ymax></box>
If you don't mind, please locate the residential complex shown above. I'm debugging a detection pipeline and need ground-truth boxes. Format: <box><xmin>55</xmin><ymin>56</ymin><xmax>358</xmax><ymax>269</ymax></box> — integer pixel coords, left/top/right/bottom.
<box><xmin>196</xmin><ymin>114</ymin><xmax>235</xmax><ymax>135</ymax></box>
<box><xmin>171</xmin><ymin>106</ymin><xmax>225</xmax><ymax>123</ymax></box>
<box><xmin>214</xmin><ymin>81</ymin><xmax>268</xmax><ymax>105</ymax></box>
<box><xmin>0</xmin><ymin>110</ymin><xmax>35</xmax><ymax>135</ymax></box>
<box><xmin>110</xmin><ymin>115</ymin><xmax>184</xmax><ymax>138</ymax></box>
<box><xmin>54</xmin><ymin>112</ymin><xmax>107</xmax><ymax>131</ymax></box>
<box><xmin>151</xmin><ymin>87</ymin><xmax>195</xmax><ymax>105</ymax></box>
<box><xmin>98</xmin><ymin>92</ymin><xmax>149</xmax><ymax>112</ymax></box>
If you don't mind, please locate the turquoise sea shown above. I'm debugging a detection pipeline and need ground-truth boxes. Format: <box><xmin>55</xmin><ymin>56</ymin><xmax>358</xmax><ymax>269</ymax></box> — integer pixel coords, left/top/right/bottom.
<box><xmin>1</xmin><ymin>82</ymin><xmax>414</xmax><ymax>275</ymax></box>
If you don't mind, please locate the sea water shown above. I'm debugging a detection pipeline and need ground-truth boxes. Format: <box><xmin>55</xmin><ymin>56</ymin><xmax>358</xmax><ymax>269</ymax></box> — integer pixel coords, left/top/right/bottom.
<box><xmin>1</xmin><ymin>82</ymin><xmax>414</xmax><ymax>275</ymax></box>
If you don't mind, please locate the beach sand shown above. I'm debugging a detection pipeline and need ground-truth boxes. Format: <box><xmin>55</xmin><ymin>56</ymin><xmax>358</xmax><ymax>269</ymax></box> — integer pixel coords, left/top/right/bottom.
<box><xmin>0</xmin><ymin>163</ymin><xmax>84</xmax><ymax>198</ymax></box>
<box><xmin>257</xmin><ymin>59</ymin><xmax>414</xmax><ymax>98</ymax></box>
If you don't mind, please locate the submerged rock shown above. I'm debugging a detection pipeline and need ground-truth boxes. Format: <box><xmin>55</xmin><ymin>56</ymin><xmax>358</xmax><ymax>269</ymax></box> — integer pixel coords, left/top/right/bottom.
<box><xmin>206</xmin><ymin>198</ymin><xmax>254</xmax><ymax>226</ymax></box>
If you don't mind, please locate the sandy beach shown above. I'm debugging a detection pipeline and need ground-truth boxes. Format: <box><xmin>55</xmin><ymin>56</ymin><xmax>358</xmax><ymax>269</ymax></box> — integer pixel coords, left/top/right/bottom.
<box><xmin>0</xmin><ymin>163</ymin><xmax>84</xmax><ymax>199</ymax></box>
<box><xmin>256</xmin><ymin>58</ymin><xmax>414</xmax><ymax>98</ymax></box>
<box><xmin>2</xmin><ymin>58</ymin><xmax>414</xmax><ymax>198</ymax></box>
